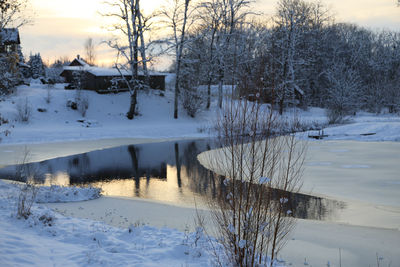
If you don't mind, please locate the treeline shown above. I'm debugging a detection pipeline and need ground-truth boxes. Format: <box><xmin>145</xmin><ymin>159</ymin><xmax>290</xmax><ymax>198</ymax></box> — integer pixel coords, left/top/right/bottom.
<box><xmin>177</xmin><ymin>0</ymin><xmax>400</xmax><ymax>121</ymax></box>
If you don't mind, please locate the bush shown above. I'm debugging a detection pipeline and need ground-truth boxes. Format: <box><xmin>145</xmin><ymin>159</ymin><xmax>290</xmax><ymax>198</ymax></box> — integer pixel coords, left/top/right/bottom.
<box><xmin>326</xmin><ymin>107</ymin><xmax>352</xmax><ymax>125</ymax></box>
<box><xmin>17</xmin><ymin>97</ymin><xmax>31</xmax><ymax>122</ymax></box>
<box><xmin>77</xmin><ymin>95</ymin><xmax>89</xmax><ymax>117</ymax></box>
<box><xmin>15</xmin><ymin>149</ymin><xmax>38</xmax><ymax>219</ymax></box>
<box><xmin>74</xmin><ymin>89</ymin><xmax>89</xmax><ymax>117</ymax></box>
<box><xmin>17</xmin><ymin>182</ymin><xmax>38</xmax><ymax>219</ymax></box>
<box><xmin>45</xmin><ymin>83</ymin><xmax>54</xmax><ymax>104</ymax></box>
<box><xmin>182</xmin><ymin>88</ymin><xmax>204</xmax><ymax>118</ymax></box>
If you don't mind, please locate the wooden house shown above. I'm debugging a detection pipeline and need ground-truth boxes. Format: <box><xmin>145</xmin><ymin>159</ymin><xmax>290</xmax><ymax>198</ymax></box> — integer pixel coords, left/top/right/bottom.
<box><xmin>60</xmin><ymin>56</ymin><xmax>166</xmax><ymax>92</ymax></box>
<box><xmin>0</xmin><ymin>28</ymin><xmax>29</xmax><ymax>81</ymax></box>
<box><xmin>0</xmin><ymin>28</ymin><xmax>20</xmax><ymax>54</ymax></box>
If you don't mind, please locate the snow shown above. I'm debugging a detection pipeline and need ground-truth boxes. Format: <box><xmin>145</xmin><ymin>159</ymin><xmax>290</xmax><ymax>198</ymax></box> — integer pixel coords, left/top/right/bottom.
<box><xmin>35</xmin><ymin>185</ymin><xmax>101</xmax><ymax>203</ymax></box>
<box><xmin>1</xmin><ymin>84</ymin><xmax>399</xmax><ymax>147</ymax></box>
<box><xmin>62</xmin><ymin>65</ymin><xmax>167</xmax><ymax>77</ymax></box>
<box><xmin>0</xmin><ymin>28</ymin><xmax>20</xmax><ymax>44</ymax></box>
<box><xmin>0</xmin><ymin>83</ymin><xmax>211</xmax><ymax>146</ymax></box>
<box><xmin>1</xmin><ymin>83</ymin><xmax>400</xmax><ymax>266</ymax></box>
<box><xmin>0</xmin><ymin>180</ymin><xmax>216</xmax><ymax>267</ymax></box>
<box><xmin>303</xmin><ymin>110</ymin><xmax>400</xmax><ymax>142</ymax></box>
<box><xmin>86</xmin><ymin>67</ymin><xmax>132</xmax><ymax>77</ymax></box>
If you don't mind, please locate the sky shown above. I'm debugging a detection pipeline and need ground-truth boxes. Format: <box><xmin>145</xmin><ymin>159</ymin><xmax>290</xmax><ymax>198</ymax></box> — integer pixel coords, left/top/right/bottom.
<box><xmin>19</xmin><ymin>0</ymin><xmax>400</xmax><ymax>70</ymax></box>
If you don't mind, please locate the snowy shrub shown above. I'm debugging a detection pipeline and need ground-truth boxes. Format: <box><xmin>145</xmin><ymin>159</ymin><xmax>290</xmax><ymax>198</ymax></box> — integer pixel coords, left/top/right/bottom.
<box><xmin>16</xmin><ymin>97</ymin><xmax>32</xmax><ymax>122</ymax></box>
<box><xmin>38</xmin><ymin>210</ymin><xmax>56</xmax><ymax>226</ymax></box>
<box><xmin>0</xmin><ymin>53</ymin><xmax>22</xmax><ymax>95</ymax></box>
<box><xmin>66</xmin><ymin>99</ymin><xmax>78</xmax><ymax>110</ymax></box>
<box><xmin>74</xmin><ymin>88</ymin><xmax>89</xmax><ymax>117</ymax></box>
<box><xmin>77</xmin><ymin>95</ymin><xmax>89</xmax><ymax>117</ymax></box>
<box><xmin>325</xmin><ymin>62</ymin><xmax>361</xmax><ymax>124</ymax></box>
<box><xmin>0</xmin><ymin>72</ymin><xmax>15</xmax><ymax>94</ymax></box>
<box><xmin>0</xmin><ymin>113</ymin><xmax>8</xmax><ymax>125</ymax></box>
<box><xmin>17</xmin><ymin>182</ymin><xmax>38</xmax><ymax>219</ymax></box>
<box><xmin>326</xmin><ymin>108</ymin><xmax>346</xmax><ymax>124</ymax></box>
<box><xmin>182</xmin><ymin>88</ymin><xmax>204</xmax><ymax>118</ymax></box>
<box><xmin>35</xmin><ymin>185</ymin><xmax>101</xmax><ymax>203</ymax></box>
<box><xmin>45</xmin><ymin>84</ymin><xmax>53</xmax><ymax>104</ymax></box>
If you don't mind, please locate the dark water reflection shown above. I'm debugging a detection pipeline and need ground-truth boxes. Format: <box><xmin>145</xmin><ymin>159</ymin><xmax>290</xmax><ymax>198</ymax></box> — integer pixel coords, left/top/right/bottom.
<box><xmin>0</xmin><ymin>139</ymin><xmax>345</xmax><ymax>221</ymax></box>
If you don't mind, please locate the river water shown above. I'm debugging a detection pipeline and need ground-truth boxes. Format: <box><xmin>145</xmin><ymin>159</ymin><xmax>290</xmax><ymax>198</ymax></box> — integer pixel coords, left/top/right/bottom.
<box><xmin>0</xmin><ymin>138</ymin><xmax>399</xmax><ymax>229</ymax></box>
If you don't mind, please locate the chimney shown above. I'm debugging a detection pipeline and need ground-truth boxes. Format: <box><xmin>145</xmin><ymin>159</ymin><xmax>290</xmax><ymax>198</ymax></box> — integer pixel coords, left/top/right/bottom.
<box><xmin>77</xmin><ymin>55</ymin><xmax>80</xmax><ymax>59</ymax></box>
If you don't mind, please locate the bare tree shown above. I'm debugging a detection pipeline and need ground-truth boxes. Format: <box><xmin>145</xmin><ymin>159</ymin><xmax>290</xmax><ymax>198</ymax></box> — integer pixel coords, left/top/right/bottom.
<box><xmin>325</xmin><ymin>61</ymin><xmax>362</xmax><ymax>123</ymax></box>
<box><xmin>271</xmin><ymin>0</ymin><xmax>313</xmax><ymax>114</ymax></box>
<box><xmin>103</xmin><ymin>0</ymin><xmax>150</xmax><ymax>119</ymax></box>
<box><xmin>84</xmin><ymin>37</ymin><xmax>96</xmax><ymax>66</ymax></box>
<box><xmin>211</xmin><ymin>0</ymin><xmax>252</xmax><ymax>109</ymax></box>
<box><xmin>197</xmin><ymin>0</ymin><xmax>223</xmax><ymax>109</ymax></box>
<box><xmin>161</xmin><ymin>0</ymin><xmax>193</xmax><ymax>119</ymax></box>
<box><xmin>0</xmin><ymin>0</ymin><xmax>32</xmax><ymax>30</ymax></box>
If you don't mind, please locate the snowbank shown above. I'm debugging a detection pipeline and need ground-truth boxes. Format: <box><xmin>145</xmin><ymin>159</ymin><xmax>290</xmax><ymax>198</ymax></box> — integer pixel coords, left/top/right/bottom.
<box><xmin>36</xmin><ymin>185</ymin><xmax>101</xmax><ymax>203</ymax></box>
<box><xmin>0</xmin><ymin>180</ymin><xmax>217</xmax><ymax>267</ymax></box>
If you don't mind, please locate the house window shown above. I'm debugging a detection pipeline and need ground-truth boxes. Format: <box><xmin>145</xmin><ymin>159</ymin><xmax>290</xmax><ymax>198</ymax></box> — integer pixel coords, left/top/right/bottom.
<box><xmin>5</xmin><ymin>45</ymin><xmax>14</xmax><ymax>53</ymax></box>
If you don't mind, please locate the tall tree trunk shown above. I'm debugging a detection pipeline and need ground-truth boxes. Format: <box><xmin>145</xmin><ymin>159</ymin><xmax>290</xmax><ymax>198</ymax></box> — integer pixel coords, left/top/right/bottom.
<box><xmin>206</xmin><ymin>27</ymin><xmax>217</xmax><ymax>109</ymax></box>
<box><xmin>127</xmin><ymin>0</ymin><xmax>139</xmax><ymax>120</ymax></box>
<box><xmin>217</xmin><ymin>69</ymin><xmax>224</xmax><ymax>109</ymax></box>
<box><xmin>127</xmin><ymin>89</ymin><xmax>137</xmax><ymax>119</ymax></box>
<box><xmin>138</xmin><ymin>6</ymin><xmax>150</xmax><ymax>88</ymax></box>
<box><xmin>174</xmin><ymin>0</ymin><xmax>191</xmax><ymax>119</ymax></box>
<box><xmin>174</xmin><ymin>67</ymin><xmax>180</xmax><ymax>119</ymax></box>
<box><xmin>206</xmin><ymin>78</ymin><xmax>212</xmax><ymax>109</ymax></box>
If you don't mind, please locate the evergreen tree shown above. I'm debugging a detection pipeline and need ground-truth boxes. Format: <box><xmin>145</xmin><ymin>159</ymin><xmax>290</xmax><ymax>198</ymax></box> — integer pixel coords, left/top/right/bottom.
<box><xmin>28</xmin><ymin>53</ymin><xmax>46</xmax><ymax>79</ymax></box>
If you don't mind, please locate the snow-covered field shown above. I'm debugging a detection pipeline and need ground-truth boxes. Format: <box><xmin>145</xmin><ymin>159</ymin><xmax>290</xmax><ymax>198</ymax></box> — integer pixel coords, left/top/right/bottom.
<box><xmin>1</xmin><ymin>83</ymin><xmax>400</xmax><ymax>266</ymax></box>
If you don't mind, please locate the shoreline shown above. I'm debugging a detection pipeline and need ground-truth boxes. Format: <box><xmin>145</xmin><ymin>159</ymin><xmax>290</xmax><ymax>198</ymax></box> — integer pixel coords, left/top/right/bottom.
<box><xmin>45</xmin><ymin>194</ymin><xmax>400</xmax><ymax>266</ymax></box>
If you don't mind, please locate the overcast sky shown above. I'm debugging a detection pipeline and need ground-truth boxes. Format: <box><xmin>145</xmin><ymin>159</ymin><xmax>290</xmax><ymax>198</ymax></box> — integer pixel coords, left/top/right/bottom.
<box><xmin>20</xmin><ymin>0</ymin><xmax>400</xmax><ymax>69</ymax></box>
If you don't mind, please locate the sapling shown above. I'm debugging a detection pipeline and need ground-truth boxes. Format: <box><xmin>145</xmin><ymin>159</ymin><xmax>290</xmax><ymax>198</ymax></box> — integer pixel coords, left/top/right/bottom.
<box><xmin>15</xmin><ymin>148</ymin><xmax>38</xmax><ymax>219</ymax></box>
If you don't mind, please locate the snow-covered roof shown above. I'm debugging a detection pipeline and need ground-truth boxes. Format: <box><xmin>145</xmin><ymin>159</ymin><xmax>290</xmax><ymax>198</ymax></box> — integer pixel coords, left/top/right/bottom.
<box><xmin>86</xmin><ymin>67</ymin><xmax>132</xmax><ymax>77</ymax></box>
<box><xmin>62</xmin><ymin>65</ymin><xmax>166</xmax><ymax>77</ymax></box>
<box><xmin>69</xmin><ymin>57</ymin><xmax>90</xmax><ymax>67</ymax></box>
<box><xmin>0</xmin><ymin>28</ymin><xmax>20</xmax><ymax>45</ymax></box>
<box><xmin>75</xmin><ymin>58</ymin><xmax>90</xmax><ymax>67</ymax></box>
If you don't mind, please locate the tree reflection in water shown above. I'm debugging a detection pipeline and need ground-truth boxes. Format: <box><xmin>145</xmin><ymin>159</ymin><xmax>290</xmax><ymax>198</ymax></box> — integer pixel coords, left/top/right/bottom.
<box><xmin>0</xmin><ymin>139</ymin><xmax>345</xmax><ymax>221</ymax></box>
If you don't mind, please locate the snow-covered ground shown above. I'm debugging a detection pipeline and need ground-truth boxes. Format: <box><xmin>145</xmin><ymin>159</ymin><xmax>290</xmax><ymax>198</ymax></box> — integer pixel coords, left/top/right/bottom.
<box><xmin>0</xmin><ymin>83</ymin><xmax>211</xmax><ymax>146</ymax></box>
<box><xmin>1</xmin><ymin>83</ymin><xmax>399</xmax><ymax>147</ymax></box>
<box><xmin>305</xmin><ymin>110</ymin><xmax>400</xmax><ymax>142</ymax></box>
<box><xmin>0</xmin><ymin>181</ymin><xmax>216</xmax><ymax>267</ymax></box>
<box><xmin>1</xmin><ymin>83</ymin><xmax>400</xmax><ymax>266</ymax></box>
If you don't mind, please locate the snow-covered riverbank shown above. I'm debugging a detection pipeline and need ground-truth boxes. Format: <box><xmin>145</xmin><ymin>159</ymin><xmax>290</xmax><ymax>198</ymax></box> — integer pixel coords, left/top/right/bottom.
<box><xmin>0</xmin><ymin>180</ymin><xmax>217</xmax><ymax>267</ymax></box>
